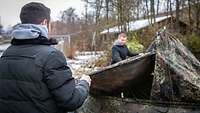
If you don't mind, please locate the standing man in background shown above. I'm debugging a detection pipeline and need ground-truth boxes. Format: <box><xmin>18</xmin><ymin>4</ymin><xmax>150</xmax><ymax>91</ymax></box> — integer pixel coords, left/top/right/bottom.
<box><xmin>0</xmin><ymin>2</ymin><xmax>91</xmax><ymax>113</ymax></box>
<box><xmin>111</xmin><ymin>32</ymin><xmax>139</xmax><ymax>64</ymax></box>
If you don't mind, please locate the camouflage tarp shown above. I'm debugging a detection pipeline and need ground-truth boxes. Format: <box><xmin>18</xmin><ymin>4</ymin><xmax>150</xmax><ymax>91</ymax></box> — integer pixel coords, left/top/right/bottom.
<box><xmin>148</xmin><ymin>30</ymin><xmax>200</xmax><ymax>102</ymax></box>
<box><xmin>78</xmin><ymin>30</ymin><xmax>200</xmax><ymax>113</ymax></box>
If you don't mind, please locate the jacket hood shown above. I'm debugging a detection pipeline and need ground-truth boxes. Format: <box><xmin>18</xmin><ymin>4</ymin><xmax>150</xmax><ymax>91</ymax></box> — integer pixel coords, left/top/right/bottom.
<box><xmin>11</xmin><ymin>24</ymin><xmax>48</xmax><ymax>39</ymax></box>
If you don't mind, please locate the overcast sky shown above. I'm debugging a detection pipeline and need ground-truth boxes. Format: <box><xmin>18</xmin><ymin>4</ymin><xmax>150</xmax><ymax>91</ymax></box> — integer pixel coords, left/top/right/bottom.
<box><xmin>0</xmin><ymin>0</ymin><xmax>85</xmax><ymax>28</ymax></box>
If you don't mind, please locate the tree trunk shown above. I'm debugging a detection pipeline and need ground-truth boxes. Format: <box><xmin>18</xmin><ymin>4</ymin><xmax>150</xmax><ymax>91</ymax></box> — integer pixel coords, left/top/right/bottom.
<box><xmin>105</xmin><ymin>0</ymin><xmax>110</xmax><ymax>37</ymax></box>
<box><xmin>150</xmin><ymin>0</ymin><xmax>156</xmax><ymax>24</ymax></box>
<box><xmin>84</xmin><ymin>0</ymin><xmax>88</xmax><ymax>24</ymax></box>
<box><xmin>188</xmin><ymin>0</ymin><xmax>192</xmax><ymax>26</ymax></box>
<box><xmin>166</xmin><ymin>0</ymin><xmax>170</xmax><ymax>17</ymax></box>
<box><xmin>175</xmin><ymin>0</ymin><xmax>180</xmax><ymax>31</ymax></box>
<box><xmin>145</xmin><ymin>0</ymin><xmax>150</xmax><ymax>22</ymax></box>
<box><xmin>136</xmin><ymin>0</ymin><xmax>140</xmax><ymax>19</ymax></box>
<box><xmin>195</xmin><ymin>0</ymin><xmax>200</xmax><ymax>31</ymax></box>
<box><xmin>157</xmin><ymin>0</ymin><xmax>160</xmax><ymax>15</ymax></box>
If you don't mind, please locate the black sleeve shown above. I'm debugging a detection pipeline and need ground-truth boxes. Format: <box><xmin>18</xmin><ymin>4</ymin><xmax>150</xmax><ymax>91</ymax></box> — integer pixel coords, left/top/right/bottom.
<box><xmin>43</xmin><ymin>50</ymin><xmax>89</xmax><ymax>111</ymax></box>
<box><xmin>111</xmin><ymin>46</ymin><xmax>122</xmax><ymax>64</ymax></box>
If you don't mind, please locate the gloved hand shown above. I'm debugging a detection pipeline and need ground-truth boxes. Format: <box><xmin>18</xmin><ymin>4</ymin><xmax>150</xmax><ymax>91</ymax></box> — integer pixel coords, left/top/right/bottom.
<box><xmin>80</xmin><ymin>74</ymin><xmax>91</xmax><ymax>86</ymax></box>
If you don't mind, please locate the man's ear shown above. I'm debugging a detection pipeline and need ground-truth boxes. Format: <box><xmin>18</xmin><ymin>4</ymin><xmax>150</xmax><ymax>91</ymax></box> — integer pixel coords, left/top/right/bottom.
<box><xmin>41</xmin><ymin>19</ymin><xmax>48</xmax><ymax>25</ymax></box>
<box><xmin>41</xmin><ymin>19</ymin><xmax>50</xmax><ymax>30</ymax></box>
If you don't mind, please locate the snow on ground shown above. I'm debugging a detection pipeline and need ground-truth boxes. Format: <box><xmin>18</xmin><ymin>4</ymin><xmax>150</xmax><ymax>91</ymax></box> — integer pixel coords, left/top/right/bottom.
<box><xmin>0</xmin><ymin>43</ymin><xmax>10</xmax><ymax>56</ymax></box>
<box><xmin>67</xmin><ymin>51</ymin><xmax>104</xmax><ymax>77</ymax></box>
<box><xmin>0</xmin><ymin>43</ymin><xmax>10</xmax><ymax>51</ymax></box>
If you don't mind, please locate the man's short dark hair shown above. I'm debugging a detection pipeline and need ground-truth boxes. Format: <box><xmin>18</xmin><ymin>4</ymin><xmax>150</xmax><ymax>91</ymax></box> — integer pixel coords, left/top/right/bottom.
<box><xmin>20</xmin><ymin>2</ymin><xmax>50</xmax><ymax>24</ymax></box>
<box><xmin>118</xmin><ymin>32</ymin><xmax>127</xmax><ymax>39</ymax></box>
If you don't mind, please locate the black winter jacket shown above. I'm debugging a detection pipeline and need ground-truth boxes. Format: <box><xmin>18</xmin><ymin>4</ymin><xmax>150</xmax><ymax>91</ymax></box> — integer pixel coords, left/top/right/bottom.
<box><xmin>111</xmin><ymin>44</ymin><xmax>138</xmax><ymax>64</ymax></box>
<box><xmin>0</xmin><ymin>38</ymin><xmax>89</xmax><ymax>113</ymax></box>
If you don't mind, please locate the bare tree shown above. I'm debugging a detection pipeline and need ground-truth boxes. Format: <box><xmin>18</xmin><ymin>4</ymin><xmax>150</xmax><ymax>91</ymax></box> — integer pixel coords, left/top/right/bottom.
<box><xmin>0</xmin><ymin>24</ymin><xmax>3</xmax><ymax>35</ymax></box>
<box><xmin>194</xmin><ymin>0</ymin><xmax>200</xmax><ymax>30</ymax></box>
<box><xmin>84</xmin><ymin>0</ymin><xmax>89</xmax><ymax>24</ymax></box>
<box><xmin>175</xmin><ymin>0</ymin><xmax>180</xmax><ymax>30</ymax></box>
<box><xmin>93</xmin><ymin>0</ymin><xmax>104</xmax><ymax>25</ymax></box>
<box><xmin>188</xmin><ymin>0</ymin><xmax>192</xmax><ymax>26</ymax></box>
<box><xmin>156</xmin><ymin>0</ymin><xmax>160</xmax><ymax>15</ymax></box>
<box><xmin>150</xmin><ymin>0</ymin><xmax>156</xmax><ymax>23</ymax></box>
<box><xmin>145</xmin><ymin>0</ymin><xmax>150</xmax><ymax>20</ymax></box>
<box><xmin>136</xmin><ymin>0</ymin><xmax>140</xmax><ymax>19</ymax></box>
<box><xmin>60</xmin><ymin>7</ymin><xmax>79</xmax><ymax>24</ymax></box>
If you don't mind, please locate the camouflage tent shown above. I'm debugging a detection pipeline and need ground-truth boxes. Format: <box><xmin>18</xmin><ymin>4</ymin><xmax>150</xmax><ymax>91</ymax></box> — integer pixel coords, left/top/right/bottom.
<box><xmin>148</xmin><ymin>30</ymin><xmax>200</xmax><ymax>102</ymax></box>
<box><xmin>78</xmin><ymin>30</ymin><xmax>200</xmax><ymax>113</ymax></box>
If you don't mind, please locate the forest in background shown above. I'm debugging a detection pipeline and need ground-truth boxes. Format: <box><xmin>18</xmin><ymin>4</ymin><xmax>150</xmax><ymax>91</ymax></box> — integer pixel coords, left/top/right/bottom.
<box><xmin>1</xmin><ymin>0</ymin><xmax>200</xmax><ymax>60</ymax></box>
<box><xmin>48</xmin><ymin>0</ymin><xmax>200</xmax><ymax>60</ymax></box>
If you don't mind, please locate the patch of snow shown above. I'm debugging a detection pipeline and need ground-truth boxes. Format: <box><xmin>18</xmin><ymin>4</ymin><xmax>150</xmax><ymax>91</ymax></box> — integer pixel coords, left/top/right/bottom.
<box><xmin>0</xmin><ymin>43</ymin><xmax>10</xmax><ymax>51</ymax></box>
<box><xmin>0</xmin><ymin>43</ymin><xmax>10</xmax><ymax>56</ymax></box>
<box><xmin>101</xmin><ymin>15</ymin><xmax>171</xmax><ymax>34</ymax></box>
<box><xmin>67</xmin><ymin>51</ymin><xmax>104</xmax><ymax>73</ymax></box>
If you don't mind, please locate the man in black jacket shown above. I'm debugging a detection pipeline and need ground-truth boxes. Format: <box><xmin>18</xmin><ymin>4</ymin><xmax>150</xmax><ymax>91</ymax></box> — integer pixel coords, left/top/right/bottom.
<box><xmin>111</xmin><ymin>32</ymin><xmax>139</xmax><ymax>64</ymax></box>
<box><xmin>0</xmin><ymin>2</ymin><xmax>91</xmax><ymax>113</ymax></box>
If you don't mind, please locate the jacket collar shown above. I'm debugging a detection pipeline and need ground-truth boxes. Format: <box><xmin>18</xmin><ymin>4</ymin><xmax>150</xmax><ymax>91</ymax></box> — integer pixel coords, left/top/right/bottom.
<box><xmin>11</xmin><ymin>35</ymin><xmax>58</xmax><ymax>45</ymax></box>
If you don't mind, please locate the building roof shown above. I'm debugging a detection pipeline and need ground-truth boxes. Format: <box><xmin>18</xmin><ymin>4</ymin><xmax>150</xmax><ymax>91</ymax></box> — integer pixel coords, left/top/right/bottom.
<box><xmin>100</xmin><ymin>15</ymin><xmax>171</xmax><ymax>34</ymax></box>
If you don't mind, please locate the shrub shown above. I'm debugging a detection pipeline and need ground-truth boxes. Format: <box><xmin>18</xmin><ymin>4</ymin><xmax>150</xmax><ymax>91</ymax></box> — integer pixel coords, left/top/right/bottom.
<box><xmin>127</xmin><ymin>33</ymin><xmax>144</xmax><ymax>52</ymax></box>
<box><xmin>186</xmin><ymin>33</ymin><xmax>200</xmax><ymax>53</ymax></box>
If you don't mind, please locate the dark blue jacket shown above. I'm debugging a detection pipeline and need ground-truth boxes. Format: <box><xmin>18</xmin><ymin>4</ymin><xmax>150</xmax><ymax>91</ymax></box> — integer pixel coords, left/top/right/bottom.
<box><xmin>0</xmin><ymin>38</ymin><xmax>89</xmax><ymax>113</ymax></box>
<box><xmin>111</xmin><ymin>43</ymin><xmax>138</xmax><ymax>64</ymax></box>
